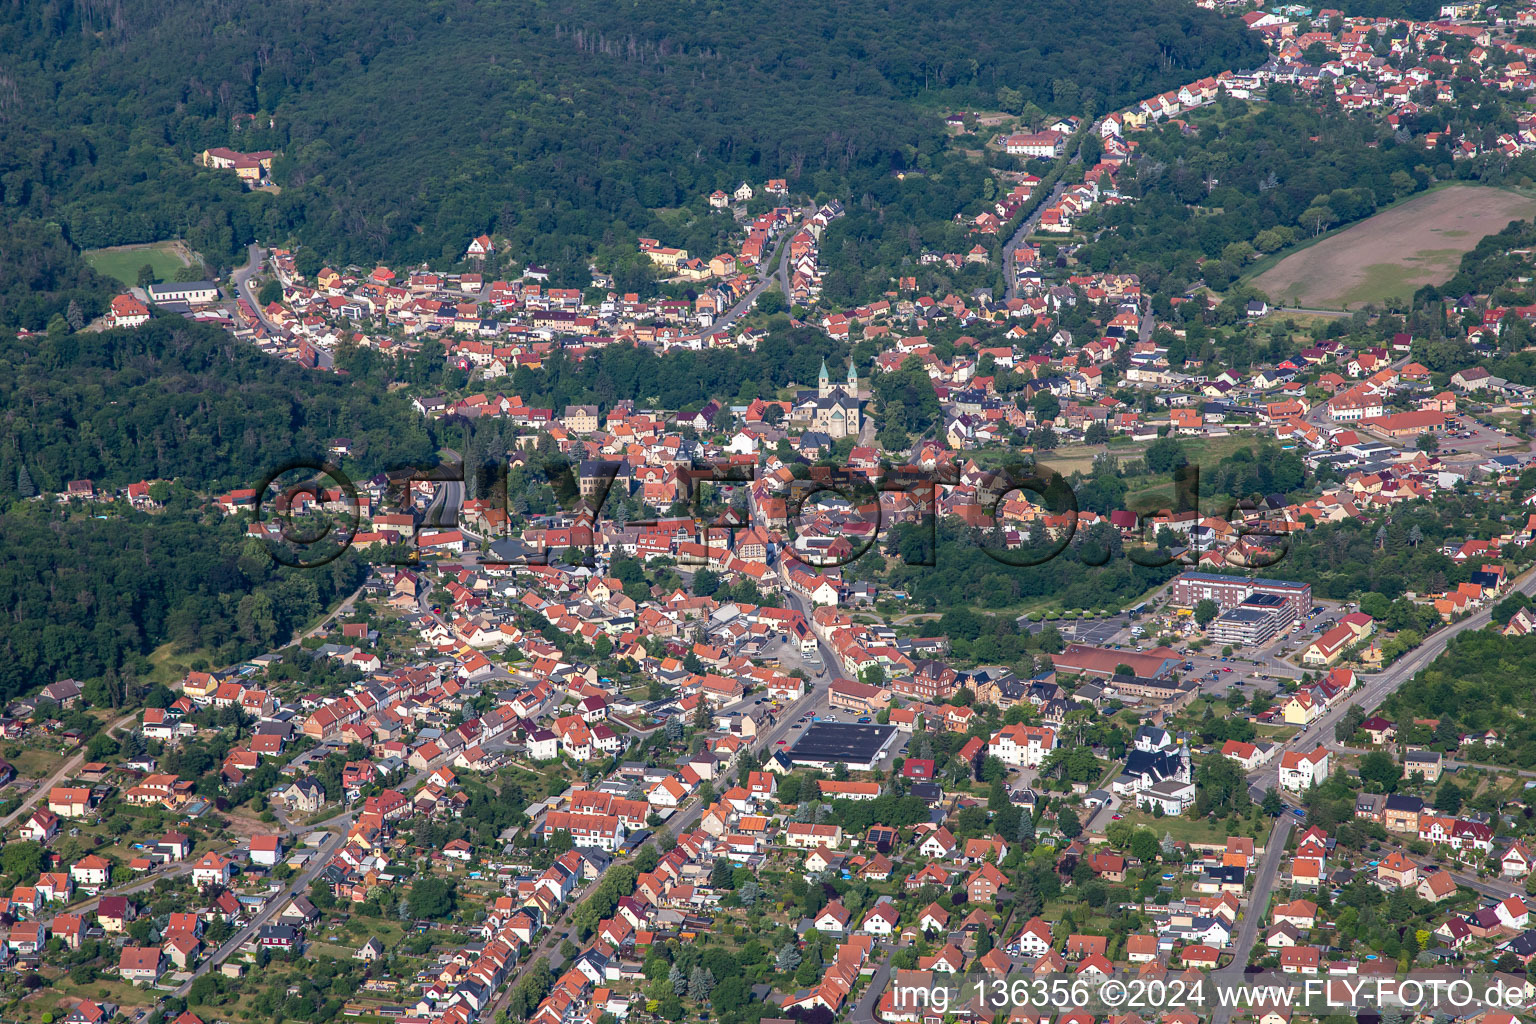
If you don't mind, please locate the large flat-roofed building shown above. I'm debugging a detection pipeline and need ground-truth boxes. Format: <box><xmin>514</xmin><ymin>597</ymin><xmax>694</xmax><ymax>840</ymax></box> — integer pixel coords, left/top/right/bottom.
<box><xmin>1051</xmin><ymin>643</ymin><xmax>1180</xmax><ymax>680</ymax></box>
<box><xmin>789</xmin><ymin>723</ymin><xmax>900</xmax><ymax>772</ymax></box>
<box><xmin>1210</xmin><ymin>607</ymin><xmax>1280</xmax><ymax>647</ymax></box>
<box><xmin>1171</xmin><ymin>572</ymin><xmax>1312</xmax><ymax>617</ymax></box>
<box><xmin>1209</xmin><ymin>591</ymin><xmax>1296</xmax><ymax>647</ymax></box>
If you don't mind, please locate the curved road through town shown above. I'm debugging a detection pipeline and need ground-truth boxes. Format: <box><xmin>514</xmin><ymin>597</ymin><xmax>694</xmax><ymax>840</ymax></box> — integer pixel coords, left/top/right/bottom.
<box><xmin>691</xmin><ymin>206</ymin><xmax>811</xmax><ymax>338</ymax></box>
<box><xmin>231</xmin><ymin>244</ymin><xmax>284</xmax><ymax>334</ymax></box>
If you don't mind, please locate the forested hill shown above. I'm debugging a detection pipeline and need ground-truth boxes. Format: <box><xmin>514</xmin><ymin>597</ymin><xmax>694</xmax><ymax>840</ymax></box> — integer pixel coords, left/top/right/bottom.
<box><xmin>0</xmin><ymin>317</ymin><xmax>444</xmax><ymax>707</ymax></box>
<box><xmin>0</xmin><ymin>318</ymin><xmax>438</xmax><ymax>505</ymax></box>
<box><xmin>0</xmin><ymin>0</ymin><xmax>1263</xmax><ymax>292</ymax></box>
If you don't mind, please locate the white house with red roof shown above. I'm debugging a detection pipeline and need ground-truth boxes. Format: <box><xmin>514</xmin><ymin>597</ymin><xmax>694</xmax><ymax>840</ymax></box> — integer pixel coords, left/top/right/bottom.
<box><xmin>1278</xmin><ymin>746</ymin><xmax>1330</xmax><ymax>793</ymax></box>
<box><xmin>107</xmin><ymin>295</ymin><xmax>150</xmax><ymax>328</ymax></box>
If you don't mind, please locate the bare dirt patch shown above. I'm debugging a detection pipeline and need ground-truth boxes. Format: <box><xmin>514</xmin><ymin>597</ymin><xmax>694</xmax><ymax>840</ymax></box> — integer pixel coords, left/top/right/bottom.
<box><xmin>1251</xmin><ymin>185</ymin><xmax>1536</xmax><ymax>309</ymax></box>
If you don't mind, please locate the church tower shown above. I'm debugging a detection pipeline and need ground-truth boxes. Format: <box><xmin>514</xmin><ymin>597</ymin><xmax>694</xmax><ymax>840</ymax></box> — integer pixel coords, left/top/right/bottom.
<box><xmin>818</xmin><ymin>358</ymin><xmax>832</xmax><ymax>398</ymax></box>
<box><xmin>846</xmin><ymin>358</ymin><xmax>858</xmax><ymax>395</ymax></box>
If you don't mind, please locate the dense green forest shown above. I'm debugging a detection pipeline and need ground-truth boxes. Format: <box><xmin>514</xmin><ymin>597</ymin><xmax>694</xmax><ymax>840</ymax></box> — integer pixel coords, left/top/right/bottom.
<box><xmin>1281</xmin><ymin>496</ymin><xmax>1527</xmax><ymax>602</ymax></box>
<box><xmin>0</xmin><ymin>318</ymin><xmax>437</xmax><ymax>502</ymax></box>
<box><xmin>0</xmin><ymin>501</ymin><xmax>366</xmax><ymax>708</ymax></box>
<box><xmin>0</xmin><ymin>219</ymin><xmax>119</xmax><ymax>332</ymax></box>
<box><xmin>875</xmin><ymin>517</ymin><xmax>1178</xmax><ymax>614</ymax></box>
<box><xmin>0</xmin><ymin>0</ymin><xmax>1262</xmax><ymax>324</ymax></box>
<box><xmin>340</xmin><ymin>321</ymin><xmax>849</xmax><ymax>412</ymax></box>
<box><xmin>1060</xmin><ymin>439</ymin><xmax>1312</xmax><ymax>517</ymax></box>
<box><xmin>1322</xmin><ymin>0</ymin><xmax>1439</xmax><ymax>18</ymax></box>
<box><xmin>1441</xmin><ymin>218</ymin><xmax>1536</xmax><ymax>302</ymax></box>
<box><xmin>1380</xmin><ymin>631</ymin><xmax>1536</xmax><ymax>765</ymax></box>
<box><xmin>0</xmin><ymin>318</ymin><xmax>449</xmax><ymax>703</ymax></box>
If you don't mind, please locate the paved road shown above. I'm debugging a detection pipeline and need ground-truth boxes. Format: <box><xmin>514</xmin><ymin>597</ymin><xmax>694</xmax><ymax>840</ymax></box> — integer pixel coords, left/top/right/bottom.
<box><xmin>297</xmin><ymin>583</ymin><xmax>368</xmax><ymax>645</ymax></box>
<box><xmin>172</xmin><ymin>825</ymin><xmax>349</xmax><ymax>995</ymax></box>
<box><xmin>480</xmin><ymin>567</ymin><xmax>847</xmax><ymax>1003</ymax></box>
<box><xmin>492</xmin><ymin>657</ymin><xmax>835</xmax><ymax>1014</ymax></box>
<box><xmin>0</xmin><ymin>711</ymin><xmax>138</xmax><ymax>828</ymax></box>
<box><xmin>1245</xmin><ymin>561</ymin><xmax>1536</xmax><ymax>799</ymax></box>
<box><xmin>1002</xmin><ymin>182</ymin><xmax>1066</xmax><ymax>301</ymax></box>
<box><xmin>687</xmin><ymin>208</ymin><xmax>808</xmax><ymax>339</ymax></box>
<box><xmin>1204</xmin><ymin>564</ymin><xmax>1536</xmax><ymax>1020</ymax></box>
<box><xmin>783</xmin><ymin>590</ymin><xmax>851</xmax><ymax>683</ymax></box>
<box><xmin>231</xmin><ymin>244</ymin><xmax>285</xmax><ymax>334</ymax></box>
<box><xmin>775</xmin><ymin>220</ymin><xmax>795</xmax><ymax>300</ymax></box>
<box><xmin>425</xmin><ymin>479</ymin><xmax>465</xmax><ymax>530</ymax></box>
<box><xmin>846</xmin><ymin>943</ymin><xmax>897</xmax><ymax>1024</ymax></box>
<box><xmin>1081</xmin><ymin>788</ymin><xmax>1122</xmax><ymax>836</ymax></box>
<box><xmin>37</xmin><ymin>863</ymin><xmax>194</xmax><ymax>933</ymax></box>
<box><xmin>172</xmin><ymin>750</ymin><xmax>449</xmax><ymax>996</ymax></box>
<box><xmin>1429</xmin><ymin>863</ymin><xmax>1521</xmax><ymax>902</ymax></box>
<box><xmin>1210</xmin><ymin>814</ymin><xmax>1295</xmax><ymax>1024</ymax></box>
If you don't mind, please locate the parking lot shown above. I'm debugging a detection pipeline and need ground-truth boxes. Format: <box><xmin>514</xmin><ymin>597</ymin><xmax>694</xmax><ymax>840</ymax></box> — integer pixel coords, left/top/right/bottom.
<box><xmin>1437</xmin><ymin>413</ymin><xmax>1524</xmax><ymax>464</ymax></box>
<box><xmin>1056</xmin><ymin>617</ymin><xmax>1127</xmax><ymax>646</ymax></box>
<box><xmin>1017</xmin><ymin>614</ymin><xmax>1129</xmax><ymax>645</ymax></box>
<box><xmin>1008</xmin><ymin>586</ymin><xmax>1379</xmax><ymax>701</ymax></box>
<box><xmin>1047</xmin><ymin>593</ymin><xmax>1372</xmax><ymax>691</ymax></box>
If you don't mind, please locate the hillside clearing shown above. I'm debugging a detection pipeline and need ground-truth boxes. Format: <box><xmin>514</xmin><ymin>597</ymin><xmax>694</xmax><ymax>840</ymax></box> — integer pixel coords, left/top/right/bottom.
<box><xmin>1249</xmin><ymin>185</ymin><xmax>1536</xmax><ymax>310</ymax></box>
<box><xmin>83</xmin><ymin>240</ymin><xmax>193</xmax><ymax>288</ymax></box>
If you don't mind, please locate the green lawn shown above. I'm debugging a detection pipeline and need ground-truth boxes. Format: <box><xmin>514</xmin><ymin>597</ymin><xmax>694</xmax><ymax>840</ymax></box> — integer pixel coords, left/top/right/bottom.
<box><xmin>1113</xmin><ymin>807</ymin><xmax>1267</xmax><ymax>845</ymax></box>
<box><xmin>1124</xmin><ymin>435</ymin><xmax>1263</xmax><ymax>510</ymax></box>
<box><xmin>1020</xmin><ymin>434</ymin><xmax>1260</xmax><ymax>496</ymax></box>
<box><xmin>1244</xmin><ymin>184</ymin><xmax>1536</xmax><ymax>310</ymax></box>
<box><xmin>84</xmin><ymin>241</ymin><xmax>192</xmax><ymax>288</ymax></box>
<box><xmin>5</xmin><ymin>745</ymin><xmax>69</xmax><ymax>781</ymax></box>
<box><xmin>32</xmin><ymin>973</ymin><xmax>155</xmax><ymax>1019</ymax></box>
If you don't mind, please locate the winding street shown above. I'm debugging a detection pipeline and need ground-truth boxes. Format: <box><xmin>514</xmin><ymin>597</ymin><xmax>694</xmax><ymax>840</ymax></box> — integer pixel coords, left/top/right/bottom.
<box><xmin>230</xmin><ymin>244</ymin><xmax>285</xmax><ymax>334</ymax></box>
<box><xmin>685</xmin><ymin>205</ymin><xmax>811</xmax><ymax>340</ymax></box>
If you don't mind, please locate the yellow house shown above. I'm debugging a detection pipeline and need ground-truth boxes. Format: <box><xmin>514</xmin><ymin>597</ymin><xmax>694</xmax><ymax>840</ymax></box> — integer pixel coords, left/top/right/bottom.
<box><xmin>674</xmin><ymin>258</ymin><xmax>712</xmax><ymax>282</ymax></box>
<box><xmin>643</xmin><ymin>246</ymin><xmax>688</xmax><ymax>271</ymax></box>
<box><xmin>181</xmin><ymin>671</ymin><xmax>218</xmax><ymax>701</ymax></box>
<box><xmin>1302</xmin><ymin>622</ymin><xmax>1353</xmax><ymax>667</ymax></box>
<box><xmin>1282</xmin><ymin>691</ymin><xmax>1320</xmax><ymax>726</ymax></box>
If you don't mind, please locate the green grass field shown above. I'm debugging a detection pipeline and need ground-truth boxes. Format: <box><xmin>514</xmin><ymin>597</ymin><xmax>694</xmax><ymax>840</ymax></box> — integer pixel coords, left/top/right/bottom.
<box><xmin>1113</xmin><ymin>807</ymin><xmax>1267</xmax><ymax>844</ymax></box>
<box><xmin>84</xmin><ymin>241</ymin><xmax>191</xmax><ymax>287</ymax></box>
<box><xmin>146</xmin><ymin>641</ymin><xmax>213</xmax><ymax>685</ymax></box>
<box><xmin>1122</xmin><ymin>435</ymin><xmax>1262</xmax><ymax>510</ymax></box>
